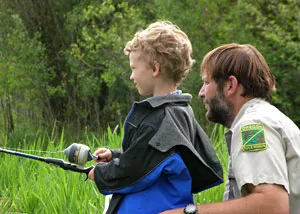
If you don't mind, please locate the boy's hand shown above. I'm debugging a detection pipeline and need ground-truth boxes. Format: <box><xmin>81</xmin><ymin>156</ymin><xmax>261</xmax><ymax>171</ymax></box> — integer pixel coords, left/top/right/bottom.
<box><xmin>88</xmin><ymin>167</ymin><xmax>95</xmax><ymax>180</ymax></box>
<box><xmin>94</xmin><ymin>148</ymin><xmax>112</xmax><ymax>162</ymax></box>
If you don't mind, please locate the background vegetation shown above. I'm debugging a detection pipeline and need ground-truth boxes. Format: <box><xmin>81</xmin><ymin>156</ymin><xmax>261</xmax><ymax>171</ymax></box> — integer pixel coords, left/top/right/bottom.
<box><xmin>0</xmin><ymin>125</ymin><xmax>228</xmax><ymax>213</ymax></box>
<box><xmin>0</xmin><ymin>0</ymin><xmax>299</xmax><ymax>141</ymax></box>
<box><xmin>0</xmin><ymin>0</ymin><xmax>299</xmax><ymax>212</ymax></box>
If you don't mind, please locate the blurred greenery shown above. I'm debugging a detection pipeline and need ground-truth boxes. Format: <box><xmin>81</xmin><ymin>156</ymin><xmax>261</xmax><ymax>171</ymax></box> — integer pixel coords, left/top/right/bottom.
<box><xmin>0</xmin><ymin>0</ymin><xmax>298</xmax><ymax>142</ymax></box>
<box><xmin>0</xmin><ymin>0</ymin><xmax>299</xmax><ymax>211</ymax></box>
<box><xmin>0</xmin><ymin>126</ymin><xmax>122</xmax><ymax>213</ymax></box>
<box><xmin>0</xmin><ymin>124</ymin><xmax>226</xmax><ymax>212</ymax></box>
<box><xmin>0</xmin><ymin>0</ymin><xmax>300</xmax><ymax>209</ymax></box>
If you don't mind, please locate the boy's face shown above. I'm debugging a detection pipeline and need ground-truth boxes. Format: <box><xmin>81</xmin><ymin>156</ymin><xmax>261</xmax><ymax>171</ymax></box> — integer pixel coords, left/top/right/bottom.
<box><xmin>129</xmin><ymin>51</ymin><xmax>155</xmax><ymax>96</ymax></box>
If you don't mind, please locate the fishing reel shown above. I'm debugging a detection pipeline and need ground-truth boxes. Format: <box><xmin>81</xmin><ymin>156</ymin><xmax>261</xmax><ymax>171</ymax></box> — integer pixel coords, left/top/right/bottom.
<box><xmin>64</xmin><ymin>143</ymin><xmax>97</xmax><ymax>168</ymax></box>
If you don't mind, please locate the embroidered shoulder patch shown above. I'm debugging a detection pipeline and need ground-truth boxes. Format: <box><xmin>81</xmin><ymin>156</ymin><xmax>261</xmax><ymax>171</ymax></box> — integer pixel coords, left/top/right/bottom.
<box><xmin>240</xmin><ymin>124</ymin><xmax>267</xmax><ymax>152</ymax></box>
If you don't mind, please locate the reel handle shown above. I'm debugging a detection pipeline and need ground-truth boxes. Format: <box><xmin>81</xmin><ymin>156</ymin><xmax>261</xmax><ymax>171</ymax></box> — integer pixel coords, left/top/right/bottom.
<box><xmin>45</xmin><ymin>157</ymin><xmax>94</xmax><ymax>180</ymax></box>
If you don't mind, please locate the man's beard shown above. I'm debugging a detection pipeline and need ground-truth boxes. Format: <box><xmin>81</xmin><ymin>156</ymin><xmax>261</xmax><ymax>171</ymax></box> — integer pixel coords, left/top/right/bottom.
<box><xmin>206</xmin><ymin>90</ymin><xmax>234</xmax><ymax>127</ymax></box>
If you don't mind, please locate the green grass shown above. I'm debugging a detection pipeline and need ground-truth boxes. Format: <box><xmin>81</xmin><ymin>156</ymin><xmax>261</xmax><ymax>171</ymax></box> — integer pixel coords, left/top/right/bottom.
<box><xmin>0</xmin><ymin>126</ymin><xmax>123</xmax><ymax>214</ymax></box>
<box><xmin>195</xmin><ymin>124</ymin><xmax>228</xmax><ymax>204</ymax></box>
<box><xmin>1</xmin><ymin>147</ymin><xmax>102</xmax><ymax>213</ymax></box>
<box><xmin>0</xmin><ymin>124</ymin><xmax>227</xmax><ymax>213</ymax></box>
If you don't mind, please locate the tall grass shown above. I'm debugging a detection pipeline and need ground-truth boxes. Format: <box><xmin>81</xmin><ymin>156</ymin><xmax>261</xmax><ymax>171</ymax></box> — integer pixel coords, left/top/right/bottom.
<box><xmin>0</xmin><ymin>125</ymin><xmax>122</xmax><ymax>213</ymax></box>
<box><xmin>194</xmin><ymin>124</ymin><xmax>228</xmax><ymax>204</ymax></box>
<box><xmin>0</xmin><ymin>124</ymin><xmax>227</xmax><ymax>213</ymax></box>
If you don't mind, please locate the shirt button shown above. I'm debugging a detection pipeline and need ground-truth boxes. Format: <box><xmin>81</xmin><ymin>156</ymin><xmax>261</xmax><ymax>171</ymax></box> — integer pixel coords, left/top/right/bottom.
<box><xmin>156</xmin><ymin>142</ymin><xmax>160</xmax><ymax>146</ymax></box>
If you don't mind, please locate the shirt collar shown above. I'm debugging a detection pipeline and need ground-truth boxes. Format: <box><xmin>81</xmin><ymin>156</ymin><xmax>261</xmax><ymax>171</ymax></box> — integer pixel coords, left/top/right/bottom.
<box><xmin>230</xmin><ymin>98</ymin><xmax>266</xmax><ymax>130</ymax></box>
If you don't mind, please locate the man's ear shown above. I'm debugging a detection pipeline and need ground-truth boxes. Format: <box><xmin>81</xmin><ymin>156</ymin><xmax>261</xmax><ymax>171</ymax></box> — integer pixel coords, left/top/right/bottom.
<box><xmin>224</xmin><ymin>75</ymin><xmax>239</xmax><ymax>96</ymax></box>
<box><xmin>152</xmin><ymin>61</ymin><xmax>160</xmax><ymax>77</ymax></box>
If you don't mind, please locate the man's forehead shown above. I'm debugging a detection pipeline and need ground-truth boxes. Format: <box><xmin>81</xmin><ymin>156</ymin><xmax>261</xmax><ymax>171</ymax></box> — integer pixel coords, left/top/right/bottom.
<box><xmin>201</xmin><ymin>70</ymin><xmax>210</xmax><ymax>80</ymax></box>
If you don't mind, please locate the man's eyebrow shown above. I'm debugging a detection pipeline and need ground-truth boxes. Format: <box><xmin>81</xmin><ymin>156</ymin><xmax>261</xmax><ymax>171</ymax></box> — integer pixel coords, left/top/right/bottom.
<box><xmin>201</xmin><ymin>75</ymin><xmax>207</xmax><ymax>81</ymax></box>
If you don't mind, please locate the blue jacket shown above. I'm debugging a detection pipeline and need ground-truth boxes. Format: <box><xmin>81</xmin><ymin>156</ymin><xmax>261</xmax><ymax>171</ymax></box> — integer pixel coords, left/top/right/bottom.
<box><xmin>93</xmin><ymin>94</ymin><xmax>223</xmax><ymax>213</ymax></box>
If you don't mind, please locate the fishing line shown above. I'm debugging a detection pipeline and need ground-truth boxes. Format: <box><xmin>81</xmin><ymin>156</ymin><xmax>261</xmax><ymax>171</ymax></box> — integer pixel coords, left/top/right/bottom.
<box><xmin>0</xmin><ymin>144</ymin><xmax>96</xmax><ymax>180</ymax></box>
<box><xmin>1</xmin><ymin>143</ymin><xmax>97</xmax><ymax>166</ymax></box>
<box><xmin>0</xmin><ymin>146</ymin><xmax>65</xmax><ymax>154</ymax></box>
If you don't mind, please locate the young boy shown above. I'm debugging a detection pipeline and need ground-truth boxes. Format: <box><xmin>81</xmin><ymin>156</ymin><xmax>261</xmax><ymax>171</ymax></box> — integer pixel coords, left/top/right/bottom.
<box><xmin>88</xmin><ymin>21</ymin><xmax>223</xmax><ymax>214</ymax></box>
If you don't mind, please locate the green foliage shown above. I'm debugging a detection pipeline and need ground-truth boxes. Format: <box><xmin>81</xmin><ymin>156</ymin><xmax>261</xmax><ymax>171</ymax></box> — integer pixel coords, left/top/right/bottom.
<box><xmin>154</xmin><ymin>0</ymin><xmax>260</xmax><ymax>133</ymax></box>
<box><xmin>0</xmin><ymin>144</ymin><xmax>103</xmax><ymax>213</ymax></box>
<box><xmin>0</xmin><ymin>10</ymin><xmax>48</xmax><ymax>133</ymax></box>
<box><xmin>195</xmin><ymin>124</ymin><xmax>228</xmax><ymax>204</ymax></box>
<box><xmin>154</xmin><ymin>0</ymin><xmax>300</xmax><ymax>127</ymax></box>
<box><xmin>0</xmin><ymin>123</ymin><xmax>227</xmax><ymax>212</ymax></box>
<box><xmin>0</xmin><ymin>125</ymin><xmax>125</xmax><ymax>213</ymax></box>
<box><xmin>60</xmin><ymin>0</ymin><xmax>156</xmax><ymax>130</ymax></box>
<box><xmin>0</xmin><ymin>0</ymin><xmax>299</xmax><ymax>143</ymax></box>
<box><xmin>0</xmin><ymin>1</ymin><xmax>298</xmax><ymax>212</ymax></box>
<box><xmin>237</xmin><ymin>0</ymin><xmax>300</xmax><ymax>125</ymax></box>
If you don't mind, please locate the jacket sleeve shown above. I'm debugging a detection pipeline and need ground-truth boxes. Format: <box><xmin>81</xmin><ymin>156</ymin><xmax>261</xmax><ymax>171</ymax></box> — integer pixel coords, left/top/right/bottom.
<box><xmin>110</xmin><ymin>149</ymin><xmax>122</xmax><ymax>159</ymax></box>
<box><xmin>93</xmin><ymin>124</ymin><xmax>172</xmax><ymax>194</ymax></box>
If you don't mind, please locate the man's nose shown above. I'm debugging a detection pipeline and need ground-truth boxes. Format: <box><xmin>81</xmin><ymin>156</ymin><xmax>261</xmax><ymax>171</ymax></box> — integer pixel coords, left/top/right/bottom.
<box><xmin>130</xmin><ymin>72</ymin><xmax>134</xmax><ymax>81</ymax></box>
<box><xmin>198</xmin><ymin>85</ymin><xmax>205</xmax><ymax>98</ymax></box>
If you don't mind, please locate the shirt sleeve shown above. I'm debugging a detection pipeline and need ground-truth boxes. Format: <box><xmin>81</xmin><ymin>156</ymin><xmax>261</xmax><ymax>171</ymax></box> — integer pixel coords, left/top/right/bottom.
<box><xmin>231</xmin><ymin>120</ymin><xmax>289</xmax><ymax>195</ymax></box>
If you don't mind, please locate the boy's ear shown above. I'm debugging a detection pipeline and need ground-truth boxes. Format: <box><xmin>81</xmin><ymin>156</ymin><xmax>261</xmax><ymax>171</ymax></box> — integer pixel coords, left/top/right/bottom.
<box><xmin>152</xmin><ymin>61</ymin><xmax>160</xmax><ymax>77</ymax></box>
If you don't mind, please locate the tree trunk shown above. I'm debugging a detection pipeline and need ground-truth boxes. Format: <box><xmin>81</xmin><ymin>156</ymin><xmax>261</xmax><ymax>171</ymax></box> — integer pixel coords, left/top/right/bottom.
<box><xmin>2</xmin><ymin>95</ymin><xmax>14</xmax><ymax>135</ymax></box>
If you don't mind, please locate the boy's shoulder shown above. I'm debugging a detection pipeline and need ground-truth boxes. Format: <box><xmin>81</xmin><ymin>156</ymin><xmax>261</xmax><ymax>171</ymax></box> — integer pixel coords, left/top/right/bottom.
<box><xmin>130</xmin><ymin>93</ymin><xmax>193</xmax><ymax>127</ymax></box>
<box><xmin>142</xmin><ymin>93</ymin><xmax>192</xmax><ymax>108</ymax></box>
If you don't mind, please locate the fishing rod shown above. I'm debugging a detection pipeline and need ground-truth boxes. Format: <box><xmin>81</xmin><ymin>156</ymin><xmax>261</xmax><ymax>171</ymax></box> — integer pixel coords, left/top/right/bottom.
<box><xmin>0</xmin><ymin>143</ymin><xmax>98</xmax><ymax>180</ymax></box>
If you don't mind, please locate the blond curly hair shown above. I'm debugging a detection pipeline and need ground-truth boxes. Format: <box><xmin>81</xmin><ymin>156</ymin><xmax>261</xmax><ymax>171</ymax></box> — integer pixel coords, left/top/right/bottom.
<box><xmin>124</xmin><ymin>21</ymin><xmax>194</xmax><ymax>85</ymax></box>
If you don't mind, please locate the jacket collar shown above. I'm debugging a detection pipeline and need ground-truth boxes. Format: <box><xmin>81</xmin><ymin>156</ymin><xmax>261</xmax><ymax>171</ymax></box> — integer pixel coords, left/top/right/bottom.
<box><xmin>137</xmin><ymin>93</ymin><xmax>192</xmax><ymax>108</ymax></box>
